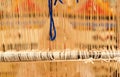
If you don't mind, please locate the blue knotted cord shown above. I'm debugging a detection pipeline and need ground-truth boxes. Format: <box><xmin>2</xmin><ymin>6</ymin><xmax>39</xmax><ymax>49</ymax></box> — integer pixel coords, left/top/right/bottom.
<box><xmin>48</xmin><ymin>0</ymin><xmax>56</xmax><ymax>41</ymax></box>
<box><xmin>48</xmin><ymin>0</ymin><xmax>78</xmax><ymax>41</ymax></box>
<box><xmin>48</xmin><ymin>0</ymin><xmax>63</xmax><ymax>41</ymax></box>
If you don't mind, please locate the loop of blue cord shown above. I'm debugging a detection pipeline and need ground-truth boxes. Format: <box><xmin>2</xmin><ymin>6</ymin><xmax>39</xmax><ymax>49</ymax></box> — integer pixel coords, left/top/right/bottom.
<box><xmin>48</xmin><ymin>0</ymin><xmax>78</xmax><ymax>41</ymax></box>
<box><xmin>48</xmin><ymin>0</ymin><xmax>56</xmax><ymax>41</ymax></box>
<box><xmin>48</xmin><ymin>0</ymin><xmax>63</xmax><ymax>41</ymax></box>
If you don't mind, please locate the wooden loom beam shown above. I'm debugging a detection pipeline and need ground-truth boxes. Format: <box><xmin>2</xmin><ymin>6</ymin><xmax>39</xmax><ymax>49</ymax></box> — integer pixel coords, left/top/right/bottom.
<box><xmin>0</xmin><ymin>50</ymin><xmax>120</xmax><ymax>62</ymax></box>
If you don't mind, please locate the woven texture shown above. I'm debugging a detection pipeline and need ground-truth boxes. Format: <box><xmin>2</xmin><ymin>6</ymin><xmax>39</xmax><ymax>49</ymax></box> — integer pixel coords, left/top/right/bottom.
<box><xmin>0</xmin><ymin>0</ymin><xmax>119</xmax><ymax>77</ymax></box>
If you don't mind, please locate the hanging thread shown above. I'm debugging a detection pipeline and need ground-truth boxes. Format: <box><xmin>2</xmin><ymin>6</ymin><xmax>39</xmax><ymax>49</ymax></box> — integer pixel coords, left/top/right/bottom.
<box><xmin>48</xmin><ymin>0</ymin><xmax>56</xmax><ymax>41</ymax></box>
<box><xmin>48</xmin><ymin>0</ymin><xmax>79</xmax><ymax>41</ymax></box>
<box><xmin>48</xmin><ymin>0</ymin><xmax>63</xmax><ymax>41</ymax></box>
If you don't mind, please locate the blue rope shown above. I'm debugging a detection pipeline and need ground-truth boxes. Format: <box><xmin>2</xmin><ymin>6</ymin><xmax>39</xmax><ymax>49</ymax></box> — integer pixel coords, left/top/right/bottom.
<box><xmin>48</xmin><ymin>0</ymin><xmax>78</xmax><ymax>41</ymax></box>
<box><xmin>48</xmin><ymin>0</ymin><xmax>56</xmax><ymax>41</ymax></box>
<box><xmin>48</xmin><ymin>0</ymin><xmax>63</xmax><ymax>41</ymax></box>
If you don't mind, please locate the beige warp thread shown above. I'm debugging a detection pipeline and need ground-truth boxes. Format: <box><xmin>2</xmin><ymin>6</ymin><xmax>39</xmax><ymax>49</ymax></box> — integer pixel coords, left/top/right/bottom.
<box><xmin>0</xmin><ymin>50</ymin><xmax>120</xmax><ymax>62</ymax></box>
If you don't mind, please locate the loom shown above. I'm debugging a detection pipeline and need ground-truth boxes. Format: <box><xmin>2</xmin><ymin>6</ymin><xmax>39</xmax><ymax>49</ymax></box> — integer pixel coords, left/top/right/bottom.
<box><xmin>0</xmin><ymin>0</ymin><xmax>120</xmax><ymax>77</ymax></box>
